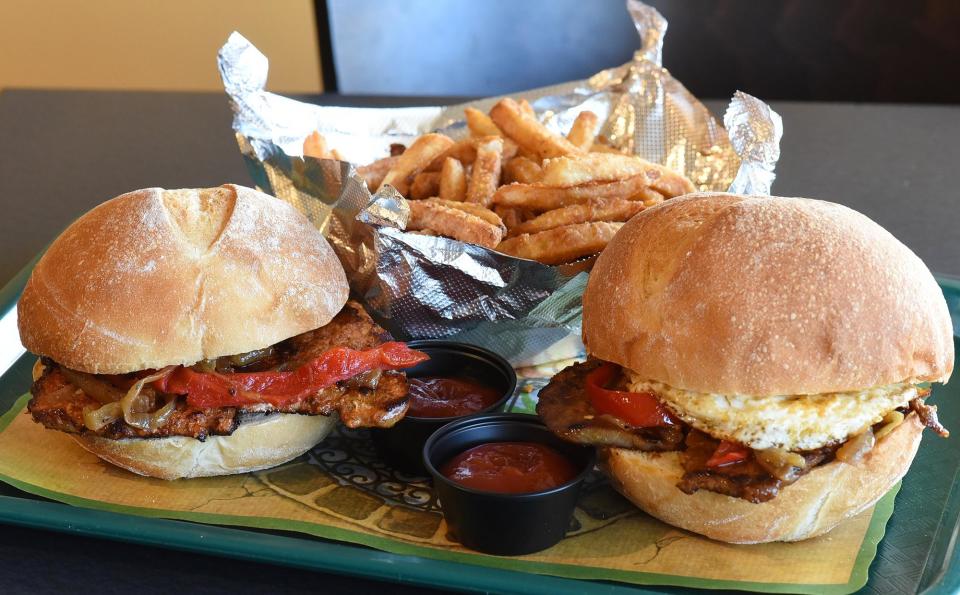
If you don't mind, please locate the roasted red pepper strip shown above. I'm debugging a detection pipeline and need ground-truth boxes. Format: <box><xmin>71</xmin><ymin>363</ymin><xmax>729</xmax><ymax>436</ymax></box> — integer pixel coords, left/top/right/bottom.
<box><xmin>154</xmin><ymin>342</ymin><xmax>428</xmax><ymax>409</ymax></box>
<box><xmin>706</xmin><ymin>440</ymin><xmax>751</xmax><ymax>468</ymax></box>
<box><xmin>585</xmin><ymin>362</ymin><xmax>678</xmax><ymax>427</ymax></box>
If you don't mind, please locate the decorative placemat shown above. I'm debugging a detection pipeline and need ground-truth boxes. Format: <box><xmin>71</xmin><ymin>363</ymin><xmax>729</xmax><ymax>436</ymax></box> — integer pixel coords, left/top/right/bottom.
<box><xmin>0</xmin><ymin>387</ymin><xmax>893</xmax><ymax>594</ymax></box>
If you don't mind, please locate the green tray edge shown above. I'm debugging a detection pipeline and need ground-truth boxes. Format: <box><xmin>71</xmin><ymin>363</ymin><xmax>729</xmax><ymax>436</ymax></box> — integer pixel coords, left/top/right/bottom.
<box><xmin>0</xmin><ymin>258</ymin><xmax>958</xmax><ymax>595</ymax></box>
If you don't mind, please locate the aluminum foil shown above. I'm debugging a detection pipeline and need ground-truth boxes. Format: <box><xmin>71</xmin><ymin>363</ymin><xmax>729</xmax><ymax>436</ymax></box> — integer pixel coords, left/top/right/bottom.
<box><xmin>218</xmin><ymin>0</ymin><xmax>782</xmax><ymax>366</ymax></box>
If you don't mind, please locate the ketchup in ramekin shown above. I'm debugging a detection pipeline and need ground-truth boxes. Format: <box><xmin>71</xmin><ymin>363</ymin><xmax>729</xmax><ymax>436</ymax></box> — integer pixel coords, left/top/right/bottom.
<box><xmin>424</xmin><ymin>413</ymin><xmax>596</xmax><ymax>555</ymax></box>
<box><xmin>406</xmin><ymin>377</ymin><xmax>502</xmax><ymax>418</ymax></box>
<box><xmin>369</xmin><ymin>340</ymin><xmax>516</xmax><ymax>475</ymax></box>
<box><xmin>440</xmin><ymin>441</ymin><xmax>578</xmax><ymax>494</ymax></box>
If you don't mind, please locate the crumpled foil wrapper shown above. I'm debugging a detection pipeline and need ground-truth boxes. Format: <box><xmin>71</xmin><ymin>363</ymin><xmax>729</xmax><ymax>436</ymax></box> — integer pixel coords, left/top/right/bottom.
<box><xmin>218</xmin><ymin>0</ymin><xmax>782</xmax><ymax>366</ymax></box>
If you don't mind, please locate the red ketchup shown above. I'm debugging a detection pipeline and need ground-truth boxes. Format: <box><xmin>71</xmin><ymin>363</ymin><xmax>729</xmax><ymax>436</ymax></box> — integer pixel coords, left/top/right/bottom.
<box><xmin>440</xmin><ymin>442</ymin><xmax>578</xmax><ymax>494</ymax></box>
<box><xmin>406</xmin><ymin>377</ymin><xmax>501</xmax><ymax>418</ymax></box>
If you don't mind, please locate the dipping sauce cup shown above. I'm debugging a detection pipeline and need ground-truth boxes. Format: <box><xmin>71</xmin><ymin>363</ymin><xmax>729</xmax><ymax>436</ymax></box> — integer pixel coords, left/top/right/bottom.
<box><xmin>370</xmin><ymin>340</ymin><xmax>516</xmax><ymax>475</ymax></box>
<box><xmin>423</xmin><ymin>413</ymin><xmax>596</xmax><ymax>555</ymax></box>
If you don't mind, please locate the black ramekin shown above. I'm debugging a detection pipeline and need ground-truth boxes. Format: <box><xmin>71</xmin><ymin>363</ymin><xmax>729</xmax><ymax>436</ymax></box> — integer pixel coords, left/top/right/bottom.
<box><xmin>369</xmin><ymin>340</ymin><xmax>517</xmax><ymax>475</ymax></box>
<box><xmin>423</xmin><ymin>413</ymin><xmax>596</xmax><ymax>556</ymax></box>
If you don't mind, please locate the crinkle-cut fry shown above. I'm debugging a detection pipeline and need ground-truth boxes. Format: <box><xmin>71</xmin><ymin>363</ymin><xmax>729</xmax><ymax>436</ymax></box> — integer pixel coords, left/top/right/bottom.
<box><xmin>507</xmin><ymin>198</ymin><xmax>645</xmax><ymax>237</ymax></box>
<box><xmin>566</xmin><ymin>111</ymin><xmax>599</xmax><ymax>151</ymax></box>
<box><xmin>406</xmin><ymin>199</ymin><xmax>504</xmax><ymax>249</ymax></box>
<box><xmin>466</xmin><ymin>137</ymin><xmax>503</xmax><ymax>207</ymax></box>
<box><xmin>357</xmin><ymin>155</ymin><xmax>400</xmax><ymax>190</ymax></box>
<box><xmin>303</xmin><ymin>131</ymin><xmax>343</xmax><ymax>160</ymax></box>
<box><xmin>379</xmin><ymin>133</ymin><xmax>454</xmax><ymax>195</ymax></box>
<box><xmin>409</xmin><ymin>171</ymin><xmax>441</xmax><ymax>200</ymax></box>
<box><xmin>490</xmin><ymin>98</ymin><xmax>581</xmax><ymax>160</ymax></box>
<box><xmin>496</xmin><ymin>221</ymin><xmax>623</xmax><ymax>265</ymax></box>
<box><xmin>438</xmin><ymin>157</ymin><xmax>467</xmax><ymax>200</ymax></box>
<box><xmin>422</xmin><ymin>198</ymin><xmax>505</xmax><ymax>232</ymax></box>
<box><xmin>492</xmin><ymin>173</ymin><xmax>666</xmax><ymax>211</ymax></box>
<box><xmin>503</xmin><ymin>156</ymin><xmax>543</xmax><ymax>184</ymax></box>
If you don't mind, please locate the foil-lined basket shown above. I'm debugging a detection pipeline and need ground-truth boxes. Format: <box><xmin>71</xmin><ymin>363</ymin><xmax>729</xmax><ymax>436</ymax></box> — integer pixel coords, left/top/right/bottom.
<box><xmin>218</xmin><ymin>0</ymin><xmax>783</xmax><ymax>366</ymax></box>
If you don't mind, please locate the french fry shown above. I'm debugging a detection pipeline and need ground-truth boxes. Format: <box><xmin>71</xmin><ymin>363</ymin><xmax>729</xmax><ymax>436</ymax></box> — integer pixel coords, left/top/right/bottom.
<box><xmin>423</xmin><ymin>198</ymin><xmax>505</xmax><ymax>232</ymax></box>
<box><xmin>425</xmin><ymin>135</ymin><xmax>516</xmax><ymax>172</ymax></box>
<box><xmin>493</xmin><ymin>175</ymin><xmax>665</xmax><ymax>211</ymax></box>
<box><xmin>465</xmin><ymin>107</ymin><xmax>502</xmax><ymax>137</ymax></box>
<box><xmin>464</xmin><ymin>107</ymin><xmax>520</xmax><ymax>156</ymax></box>
<box><xmin>466</xmin><ymin>137</ymin><xmax>503</xmax><ymax>207</ymax></box>
<box><xmin>519</xmin><ymin>99</ymin><xmax>536</xmax><ymax>118</ymax></box>
<box><xmin>438</xmin><ymin>157</ymin><xmax>467</xmax><ymax>200</ymax></box>
<box><xmin>409</xmin><ymin>171</ymin><xmax>441</xmax><ymax>200</ymax></box>
<box><xmin>507</xmin><ymin>198</ymin><xmax>645</xmax><ymax>237</ymax></box>
<box><xmin>407</xmin><ymin>199</ymin><xmax>504</xmax><ymax>249</ymax></box>
<box><xmin>303</xmin><ymin>131</ymin><xmax>328</xmax><ymax>158</ymax></box>
<box><xmin>496</xmin><ymin>222</ymin><xmax>623</xmax><ymax>265</ymax></box>
<box><xmin>303</xmin><ymin>131</ymin><xmax>344</xmax><ymax>160</ymax></box>
<box><xmin>502</xmin><ymin>156</ymin><xmax>543</xmax><ymax>184</ymax></box>
<box><xmin>489</xmin><ymin>98</ymin><xmax>581</xmax><ymax>160</ymax></box>
<box><xmin>307</xmin><ymin>96</ymin><xmax>696</xmax><ymax>266</ymax></box>
<box><xmin>566</xmin><ymin>111</ymin><xmax>599</xmax><ymax>151</ymax></box>
<box><xmin>426</xmin><ymin>138</ymin><xmax>477</xmax><ymax>171</ymax></box>
<box><xmin>540</xmin><ymin>153</ymin><xmax>695</xmax><ymax>197</ymax></box>
<box><xmin>379</xmin><ymin>133</ymin><xmax>454</xmax><ymax>195</ymax></box>
<box><xmin>357</xmin><ymin>156</ymin><xmax>400</xmax><ymax>190</ymax></box>
<box><xmin>590</xmin><ymin>143</ymin><xmax>627</xmax><ymax>154</ymax></box>
<box><xmin>494</xmin><ymin>206</ymin><xmax>529</xmax><ymax>230</ymax></box>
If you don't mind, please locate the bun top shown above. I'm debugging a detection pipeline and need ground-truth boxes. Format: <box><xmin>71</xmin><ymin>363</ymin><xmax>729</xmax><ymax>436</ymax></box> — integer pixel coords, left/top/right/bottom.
<box><xmin>18</xmin><ymin>185</ymin><xmax>348</xmax><ymax>374</ymax></box>
<box><xmin>583</xmin><ymin>192</ymin><xmax>954</xmax><ymax>396</ymax></box>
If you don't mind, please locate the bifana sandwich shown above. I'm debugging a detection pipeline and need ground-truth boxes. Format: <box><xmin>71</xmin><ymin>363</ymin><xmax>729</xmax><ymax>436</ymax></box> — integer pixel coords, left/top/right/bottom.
<box><xmin>538</xmin><ymin>192</ymin><xmax>953</xmax><ymax>543</ymax></box>
<box><xmin>18</xmin><ymin>185</ymin><xmax>427</xmax><ymax>479</ymax></box>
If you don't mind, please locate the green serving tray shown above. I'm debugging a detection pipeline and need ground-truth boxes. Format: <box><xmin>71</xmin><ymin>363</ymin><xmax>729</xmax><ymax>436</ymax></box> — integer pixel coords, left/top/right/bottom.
<box><xmin>0</xmin><ymin>258</ymin><xmax>958</xmax><ymax>595</ymax></box>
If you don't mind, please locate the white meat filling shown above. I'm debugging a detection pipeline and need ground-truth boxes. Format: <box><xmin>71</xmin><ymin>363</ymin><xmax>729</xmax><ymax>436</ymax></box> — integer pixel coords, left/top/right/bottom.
<box><xmin>626</xmin><ymin>372</ymin><xmax>917</xmax><ymax>451</ymax></box>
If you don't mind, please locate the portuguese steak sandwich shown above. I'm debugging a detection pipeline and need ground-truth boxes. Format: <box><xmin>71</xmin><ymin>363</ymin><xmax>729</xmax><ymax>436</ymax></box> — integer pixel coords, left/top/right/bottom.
<box><xmin>538</xmin><ymin>192</ymin><xmax>953</xmax><ymax>543</ymax></box>
<box><xmin>18</xmin><ymin>185</ymin><xmax>427</xmax><ymax>479</ymax></box>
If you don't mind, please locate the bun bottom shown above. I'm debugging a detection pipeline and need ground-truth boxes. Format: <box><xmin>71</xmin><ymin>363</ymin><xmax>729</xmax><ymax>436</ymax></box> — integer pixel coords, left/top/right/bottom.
<box><xmin>600</xmin><ymin>413</ymin><xmax>924</xmax><ymax>544</ymax></box>
<box><xmin>73</xmin><ymin>413</ymin><xmax>336</xmax><ymax>480</ymax></box>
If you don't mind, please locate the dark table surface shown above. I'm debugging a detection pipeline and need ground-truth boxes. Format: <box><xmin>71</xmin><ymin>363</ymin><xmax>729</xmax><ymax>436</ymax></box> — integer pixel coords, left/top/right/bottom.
<box><xmin>0</xmin><ymin>89</ymin><xmax>957</xmax><ymax>594</ymax></box>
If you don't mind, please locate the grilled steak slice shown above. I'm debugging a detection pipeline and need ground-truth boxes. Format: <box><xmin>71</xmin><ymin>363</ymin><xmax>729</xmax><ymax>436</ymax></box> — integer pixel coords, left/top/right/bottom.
<box><xmin>29</xmin><ymin>366</ymin><xmax>239</xmax><ymax>440</ymax></box>
<box><xmin>28</xmin><ymin>300</ymin><xmax>410</xmax><ymax>439</ymax></box>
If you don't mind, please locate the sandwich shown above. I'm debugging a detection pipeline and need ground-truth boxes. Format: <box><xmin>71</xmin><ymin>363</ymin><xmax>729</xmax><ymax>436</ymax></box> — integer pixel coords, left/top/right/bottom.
<box><xmin>18</xmin><ymin>184</ymin><xmax>427</xmax><ymax>479</ymax></box>
<box><xmin>538</xmin><ymin>192</ymin><xmax>954</xmax><ymax>543</ymax></box>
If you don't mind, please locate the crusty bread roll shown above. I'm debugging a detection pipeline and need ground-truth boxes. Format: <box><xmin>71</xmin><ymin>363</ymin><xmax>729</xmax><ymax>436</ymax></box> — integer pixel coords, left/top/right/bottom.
<box><xmin>575</xmin><ymin>192</ymin><xmax>954</xmax><ymax>543</ymax></box>
<box><xmin>21</xmin><ymin>186</ymin><xmax>348</xmax><ymax>479</ymax></box>
<box><xmin>18</xmin><ymin>184</ymin><xmax>348</xmax><ymax>374</ymax></box>
<box><xmin>601</xmin><ymin>413</ymin><xmax>924</xmax><ymax>544</ymax></box>
<box><xmin>73</xmin><ymin>413</ymin><xmax>335</xmax><ymax>480</ymax></box>
<box><xmin>583</xmin><ymin>192</ymin><xmax>953</xmax><ymax>396</ymax></box>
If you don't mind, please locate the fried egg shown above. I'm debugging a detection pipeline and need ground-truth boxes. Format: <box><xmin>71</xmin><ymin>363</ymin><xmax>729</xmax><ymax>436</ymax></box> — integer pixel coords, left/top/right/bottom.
<box><xmin>626</xmin><ymin>371</ymin><xmax>918</xmax><ymax>451</ymax></box>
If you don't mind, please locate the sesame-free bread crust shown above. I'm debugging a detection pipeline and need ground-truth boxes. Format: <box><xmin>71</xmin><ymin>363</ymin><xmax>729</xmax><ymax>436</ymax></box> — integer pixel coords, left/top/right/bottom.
<box><xmin>583</xmin><ymin>193</ymin><xmax>953</xmax><ymax>396</ymax></box>
<box><xmin>18</xmin><ymin>185</ymin><xmax>348</xmax><ymax>374</ymax></box>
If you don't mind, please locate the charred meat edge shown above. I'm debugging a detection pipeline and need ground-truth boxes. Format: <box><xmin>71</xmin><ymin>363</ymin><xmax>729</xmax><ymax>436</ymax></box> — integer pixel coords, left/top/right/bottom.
<box><xmin>27</xmin><ymin>301</ymin><xmax>411</xmax><ymax>439</ymax></box>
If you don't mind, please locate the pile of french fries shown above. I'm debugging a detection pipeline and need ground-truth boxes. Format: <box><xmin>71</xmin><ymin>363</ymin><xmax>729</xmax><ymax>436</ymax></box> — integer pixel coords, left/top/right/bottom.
<box><xmin>304</xmin><ymin>98</ymin><xmax>696</xmax><ymax>265</ymax></box>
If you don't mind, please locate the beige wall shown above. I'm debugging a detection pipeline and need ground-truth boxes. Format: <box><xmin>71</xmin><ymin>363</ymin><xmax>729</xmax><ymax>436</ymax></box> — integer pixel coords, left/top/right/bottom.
<box><xmin>0</xmin><ymin>0</ymin><xmax>322</xmax><ymax>92</ymax></box>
